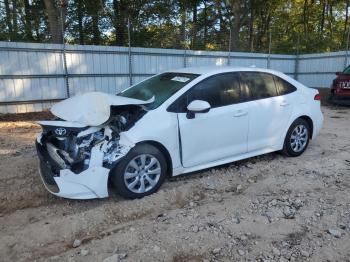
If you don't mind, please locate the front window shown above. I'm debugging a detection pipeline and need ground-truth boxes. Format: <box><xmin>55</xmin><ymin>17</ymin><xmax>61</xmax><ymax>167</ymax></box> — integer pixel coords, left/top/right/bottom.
<box><xmin>119</xmin><ymin>72</ymin><xmax>199</xmax><ymax>109</ymax></box>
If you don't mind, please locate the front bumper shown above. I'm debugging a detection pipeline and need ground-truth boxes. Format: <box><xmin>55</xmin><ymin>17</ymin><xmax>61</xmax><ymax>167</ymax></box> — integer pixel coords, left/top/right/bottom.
<box><xmin>36</xmin><ymin>136</ymin><xmax>110</xmax><ymax>199</ymax></box>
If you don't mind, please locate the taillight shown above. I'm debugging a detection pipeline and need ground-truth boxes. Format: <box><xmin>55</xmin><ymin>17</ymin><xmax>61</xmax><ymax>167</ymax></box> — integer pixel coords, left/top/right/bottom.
<box><xmin>314</xmin><ymin>94</ymin><xmax>321</xmax><ymax>101</ymax></box>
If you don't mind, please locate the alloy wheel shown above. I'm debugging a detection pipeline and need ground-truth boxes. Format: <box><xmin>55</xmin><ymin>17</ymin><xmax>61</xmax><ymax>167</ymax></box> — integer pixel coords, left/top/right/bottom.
<box><xmin>123</xmin><ymin>154</ymin><xmax>161</xmax><ymax>194</ymax></box>
<box><xmin>290</xmin><ymin>124</ymin><xmax>308</xmax><ymax>153</ymax></box>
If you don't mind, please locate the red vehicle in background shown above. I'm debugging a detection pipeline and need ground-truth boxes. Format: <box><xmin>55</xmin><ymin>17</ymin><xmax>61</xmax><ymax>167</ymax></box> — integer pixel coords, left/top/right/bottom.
<box><xmin>330</xmin><ymin>65</ymin><xmax>350</xmax><ymax>105</ymax></box>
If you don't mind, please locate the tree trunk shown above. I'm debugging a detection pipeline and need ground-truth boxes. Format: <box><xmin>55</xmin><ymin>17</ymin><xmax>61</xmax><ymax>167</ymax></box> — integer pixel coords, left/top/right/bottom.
<box><xmin>303</xmin><ymin>0</ymin><xmax>308</xmax><ymax>35</ymax></box>
<box><xmin>215</xmin><ymin>0</ymin><xmax>225</xmax><ymax>50</ymax></box>
<box><xmin>113</xmin><ymin>0</ymin><xmax>127</xmax><ymax>46</ymax></box>
<box><xmin>92</xmin><ymin>12</ymin><xmax>100</xmax><ymax>45</ymax></box>
<box><xmin>24</xmin><ymin>0</ymin><xmax>33</xmax><ymax>40</ymax></box>
<box><xmin>329</xmin><ymin>2</ymin><xmax>333</xmax><ymax>39</ymax></box>
<box><xmin>249</xmin><ymin>0</ymin><xmax>254</xmax><ymax>51</ymax></box>
<box><xmin>179</xmin><ymin>1</ymin><xmax>187</xmax><ymax>46</ymax></box>
<box><xmin>343</xmin><ymin>0</ymin><xmax>349</xmax><ymax>47</ymax></box>
<box><xmin>4</xmin><ymin>0</ymin><xmax>13</xmax><ymax>40</ymax></box>
<box><xmin>203</xmin><ymin>0</ymin><xmax>207</xmax><ymax>47</ymax></box>
<box><xmin>231</xmin><ymin>0</ymin><xmax>241</xmax><ymax>51</ymax></box>
<box><xmin>320</xmin><ymin>0</ymin><xmax>326</xmax><ymax>33</ymax></box>
<box><xmin>43</xmin><ymin>0</ymin><xmax>63</xmax><ymax>43</ymax></box>
<box><xmin>12</xmin><ymin>0</ymin><xmax>18</xmax><ymax>40</ymax></box>
<box><xmin>191</xmin><ymin>1</ymin><xmax>198</xmax><ymax>49</ymax></box>
<box><xmin>77</xmin><ymin>0</ymin><xmax>84</xmax><ymax>44</ymax></box>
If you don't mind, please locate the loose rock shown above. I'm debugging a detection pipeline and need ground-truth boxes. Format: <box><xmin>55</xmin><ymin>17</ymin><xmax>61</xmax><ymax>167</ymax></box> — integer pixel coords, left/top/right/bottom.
<box><xmin>213</xmin><ymin>247</ymin><xmax>221</xmax><ymax>254</ymax></box>
<box><xmin>80</xmin><ymin>249</ymin><xmax>89</xmax><ymax>256</ymax></box>
<box><xmin>153</xmin><ymin>245</ymin><xmax>161</xmax><ymax>252</ymax></box>
<box><xmin>300</xmin><ymin>250</ymin><xmax>310</xmax><ymax>257</ymax></box>
<box><xmin>237</xmin><ymin>249</ymin><xmax>245</xmax><ymax>256</ymax></box>
<box><xmin>72</xmin><ymin>239</ymin><xmax>81</xmax><ymax>248</ymax></box>
<box><xmin>283</xmin><ymin>206</ymin><xmax>296</xmax><ymax>219</ymax></box>
<box><xmin>192</xmin><ymin>225</ymin><xmax>199</xmax><ymax>232</ymax></box>
<box><xmin>272</xmin><ymin>247</ymin><xmax>281</xmax><ymax>256</ymax></box>
<box><xmin>103</xmin><ymin>253</ymin><xmax>127</xmax><ymax>262</ymax></box>
<box><xmin>328</xmin><ymin>229</ymin><xmax>342</xmax><ymax>238</ymax></box>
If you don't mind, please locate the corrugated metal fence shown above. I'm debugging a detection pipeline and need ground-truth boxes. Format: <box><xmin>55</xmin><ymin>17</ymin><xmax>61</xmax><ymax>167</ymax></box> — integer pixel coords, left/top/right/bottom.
<box><xmin>0</xmin><ymin>41</ymin><xmax>348</xmax><ymax>114</ymax></box>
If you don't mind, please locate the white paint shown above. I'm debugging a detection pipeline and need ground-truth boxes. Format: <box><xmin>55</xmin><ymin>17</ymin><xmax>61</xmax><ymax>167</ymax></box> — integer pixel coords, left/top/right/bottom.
<box><xmin>51</xmin><ymin>92</ymin><xmax>154</xmax><ymax>126</ymax></box>
<box><xmin>36</xmin><ymin>66</ymin><xmax>323</xmax><ymax>200</ymax></box>
<box><xmin>37</xmin><ymin>120</ymin><xmax>86</xmax><ymax>128</ymax></box>
<box><xmin>186</xmin><ymin>100</ymin><xmax>211</xmax><ymax>112</ymax></box>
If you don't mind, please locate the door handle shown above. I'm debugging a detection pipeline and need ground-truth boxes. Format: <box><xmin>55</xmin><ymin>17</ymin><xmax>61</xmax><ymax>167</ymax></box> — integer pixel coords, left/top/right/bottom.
<box><xmin>234</xmin><ymin>110</ymin><xmax>248</xmax><ymax>117</ymax></box>
<box><xmin>280</xmin><ymin>101</ymin><xmax>290</xmax><ymax>107</ymax></box>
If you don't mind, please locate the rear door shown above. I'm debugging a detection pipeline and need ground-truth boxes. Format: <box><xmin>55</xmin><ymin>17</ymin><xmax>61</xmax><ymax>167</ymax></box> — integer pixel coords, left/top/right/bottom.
<box><xmin>170</xmin><ymin>73</ymin><xmax>249</xmax><ymax>167</ymax></box>
<box><xmin>240</xmin><ymin>72</ymin><xmax>294</xmax><ymax>152</ymax></box>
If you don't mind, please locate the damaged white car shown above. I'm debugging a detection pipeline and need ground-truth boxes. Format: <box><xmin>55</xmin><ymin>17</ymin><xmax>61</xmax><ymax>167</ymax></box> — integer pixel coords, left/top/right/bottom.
<box><xmin>36</xmin><ymin>67</ymin><xmax>323</xmax><ymax>199</ymax></box>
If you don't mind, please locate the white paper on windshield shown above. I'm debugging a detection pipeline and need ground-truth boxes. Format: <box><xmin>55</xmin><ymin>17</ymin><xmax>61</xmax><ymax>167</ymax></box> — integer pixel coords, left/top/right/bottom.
<box><xmin>171</xmin><ymin>76</ymin><xmax>190</xmax><ymax>83</ymax></box>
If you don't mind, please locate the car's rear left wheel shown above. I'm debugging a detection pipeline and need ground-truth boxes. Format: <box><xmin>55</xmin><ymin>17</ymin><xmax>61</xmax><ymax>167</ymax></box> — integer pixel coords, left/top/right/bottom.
<box><xmin>282</xmin><ymin>118</ymin><xmax>310</xmax><ymax>157</ymax></box>
<box><xmin>110</xmin><ymin>143</ymin><xmax>167</xmax><ymax>199</ymax></box>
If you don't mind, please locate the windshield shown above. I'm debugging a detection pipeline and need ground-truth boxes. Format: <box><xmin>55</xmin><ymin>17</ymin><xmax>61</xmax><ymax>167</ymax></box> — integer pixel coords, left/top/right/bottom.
<box><xmin>118</xmin><ymin>72</ymin><xmax>199</xmax><ymax>109</ymax></box>
<box><xmin>343</xmin><ymin>66</ymin><xmax>350</xmax><ymax>74</ymax></box>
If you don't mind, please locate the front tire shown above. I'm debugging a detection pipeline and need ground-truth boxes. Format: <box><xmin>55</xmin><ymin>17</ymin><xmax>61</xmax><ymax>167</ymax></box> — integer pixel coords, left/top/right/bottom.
<box><xmin>282</xmin><ymin>118</ymin><xmax>310</xmax><ymax>157</ymax></box>
<box><xmin>110</xmin><ymin>143</ymin><xmax>167</xmax><ymax>199</ymax></box>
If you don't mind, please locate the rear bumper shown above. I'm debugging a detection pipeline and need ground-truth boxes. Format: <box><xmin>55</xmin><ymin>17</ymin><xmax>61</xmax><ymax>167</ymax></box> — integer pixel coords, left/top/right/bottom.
<box><xmin>312</xmin><ymin>110</ymin><xmax>323</xmax><ymax>139</ymax></box>
<box><xmin>331</xmin><ymin>86</ymin><xmax>350</xmax><ymax>98</ymax></box>
<box><xmin>330</xmin><ymin>94</ymin><xmax>350</xmax><ymax>106</ymax></box>
<box><xmin>36</xmin><ymin>135</ymin><xmax>109</xmax><ymax>199</ymax></box>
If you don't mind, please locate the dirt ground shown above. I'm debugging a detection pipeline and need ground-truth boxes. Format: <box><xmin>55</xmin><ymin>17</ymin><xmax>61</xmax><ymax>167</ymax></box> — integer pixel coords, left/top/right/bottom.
<box><xmin>0</xmin><ymin>106</ymin><xmax>349</xmax><ymax>262</ymax></box>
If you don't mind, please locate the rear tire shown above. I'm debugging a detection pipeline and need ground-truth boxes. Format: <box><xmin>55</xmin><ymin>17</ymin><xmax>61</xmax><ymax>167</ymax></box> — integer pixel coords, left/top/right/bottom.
<box><xmin>110</xmin><ymin>143</ymin><xmax>167</xmax><ymax>199</ymax></box>
<box><xmin>282</xmin><ymin>118</ymin><xmax>310</xmax><ymax>157</ymax></box>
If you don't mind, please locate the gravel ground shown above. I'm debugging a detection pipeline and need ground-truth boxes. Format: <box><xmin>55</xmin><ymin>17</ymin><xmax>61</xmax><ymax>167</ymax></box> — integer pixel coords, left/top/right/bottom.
<box><xmin>0</xmin><ymin>106</ymin><xmax>349</xmax><ymax>262</ymax></box>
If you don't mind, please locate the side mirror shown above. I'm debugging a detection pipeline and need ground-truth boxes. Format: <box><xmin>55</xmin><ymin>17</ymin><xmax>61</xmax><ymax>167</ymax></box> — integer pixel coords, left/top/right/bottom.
<box><xmin>186</xmin><ymin>100</ymin><xmax>211</xmax><ymax>119</ymax></box>
<box><xmin>335</xmin><ymin>71</ymin><xmax>342</xmax><ymax>76</ymax></box>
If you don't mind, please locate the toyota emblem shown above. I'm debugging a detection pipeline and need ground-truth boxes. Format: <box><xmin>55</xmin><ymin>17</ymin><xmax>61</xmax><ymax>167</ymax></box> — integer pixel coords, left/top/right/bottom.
<box><xmin>54</xmin><ymin>127</ymin><xmax>67</xmax><ymax>136</ymax></box>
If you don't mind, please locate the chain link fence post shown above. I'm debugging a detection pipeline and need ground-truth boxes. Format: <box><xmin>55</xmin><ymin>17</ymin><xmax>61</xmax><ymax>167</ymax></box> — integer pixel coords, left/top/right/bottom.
<box><xmin>183</xmin><ymin>24</ymin><xmax>187</xmax><ymax>68</ymax></box>
<box><xmin>344</xmin><ymin>27</ymin><xmax>350</xmax><ymax>68</ymax></box>
<box><xmin>294</xmin><ymin>35</ymin><xmax>300</xmax><ymax>80</ymax></box>
<box><xmin>227</xmin><ymin>28</ymin><xmax>232</xmax><ymax>66</ymax></box>
<box><xmin>127</xmin><ymin>18</ymin><xmax>133</xmax><ymax>86</ymax></box>
<box><xmin>267</xmin><ymin>30</ymin><xmax>272</xmax><ymax>69</ymax></box>
<box><xmin>60</xmin><ymin>5</ymin><xmax>70</xmax><ymax>98</ymax></box>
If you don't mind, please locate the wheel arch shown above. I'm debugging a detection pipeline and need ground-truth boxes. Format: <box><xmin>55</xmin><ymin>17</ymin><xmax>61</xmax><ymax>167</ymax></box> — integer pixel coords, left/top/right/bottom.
<box><xmin>298</xmin><ymin>115</ymin><xmax>314</xmax><ymax>139</ymax></box>
<box><xmin>280</xmin><ymin>114</ymin><xmax>314</xmax><ymax>150</ymax></box>
<box><xmin>137</xmin><ymin>140</ymin><xmax>173</xmax><ymax>177</ymax></box>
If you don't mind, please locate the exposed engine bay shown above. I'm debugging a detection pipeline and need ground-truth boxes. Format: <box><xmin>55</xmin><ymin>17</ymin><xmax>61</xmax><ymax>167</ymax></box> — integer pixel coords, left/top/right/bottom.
<box><xmin>41</xmin><ymin>105</ymin><xmax>145</xmax><ymax>172</ymax></box>
<box><xmin>36</xmin><ymin>102</ymin><xmax>148</xmax><ymax>199</ymax></box>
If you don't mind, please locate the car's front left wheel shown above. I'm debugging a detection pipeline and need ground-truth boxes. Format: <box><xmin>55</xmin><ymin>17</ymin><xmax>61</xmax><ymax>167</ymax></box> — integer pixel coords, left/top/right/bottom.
<box><xmin>110</xmin><ymin>143</ymin><xmax>167</xmax><ymax>199</ymax></box>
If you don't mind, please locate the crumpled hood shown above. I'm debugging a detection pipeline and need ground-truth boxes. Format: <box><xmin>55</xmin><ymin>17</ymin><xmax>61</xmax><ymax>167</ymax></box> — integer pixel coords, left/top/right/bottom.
<box><xmin>51</xmin><ymin>92</ymin><xmax>154</xmax><ymax>126</ymax></box>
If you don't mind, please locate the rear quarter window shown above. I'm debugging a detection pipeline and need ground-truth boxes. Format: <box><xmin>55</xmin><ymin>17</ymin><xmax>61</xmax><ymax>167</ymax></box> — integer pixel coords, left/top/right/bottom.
<box><xmin>274</xmin><ymin>76</ymin><xmax>297</xmax><ymax>95</ymax></box>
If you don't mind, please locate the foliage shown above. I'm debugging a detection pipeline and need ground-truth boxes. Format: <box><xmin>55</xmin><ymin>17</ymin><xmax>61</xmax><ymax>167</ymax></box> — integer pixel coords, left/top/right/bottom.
<box><xmin>0</xmin><ymin>0</ymin><xmax>349</xmax><ymax>54</ymax></box>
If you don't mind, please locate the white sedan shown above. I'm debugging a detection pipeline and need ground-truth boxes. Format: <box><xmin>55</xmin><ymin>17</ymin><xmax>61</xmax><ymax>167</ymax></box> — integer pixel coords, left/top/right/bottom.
<box><xmin>36</xmin><ymin>66</ymin><xmax>323</xmax><ymax>199</ymax></box>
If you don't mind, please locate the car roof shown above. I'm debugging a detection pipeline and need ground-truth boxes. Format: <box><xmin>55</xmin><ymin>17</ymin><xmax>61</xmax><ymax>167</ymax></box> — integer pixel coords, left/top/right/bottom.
<box><xmin>169</xmin><ymin>66</ymin><xmax>282</xmax><ymax>77</ymax></box>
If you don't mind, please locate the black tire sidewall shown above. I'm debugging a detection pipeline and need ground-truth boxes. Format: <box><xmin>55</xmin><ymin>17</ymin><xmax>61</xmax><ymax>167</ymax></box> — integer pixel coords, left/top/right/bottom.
<box><xmin>283</xmin><ymin>118</ymin><xmax>310</xmax><ymax>157</ymax></box>
<box><xmin>110</xmin><ymin>143</ymin><xmax>167</xmax><ymax>199</ymax></box>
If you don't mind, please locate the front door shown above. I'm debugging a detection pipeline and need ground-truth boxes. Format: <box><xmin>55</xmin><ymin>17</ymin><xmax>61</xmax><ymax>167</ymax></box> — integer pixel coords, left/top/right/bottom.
<box><xmin>175</xmin><ymin>73</ymin><xmax>249</xmax><ymax>167</ymax></box>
